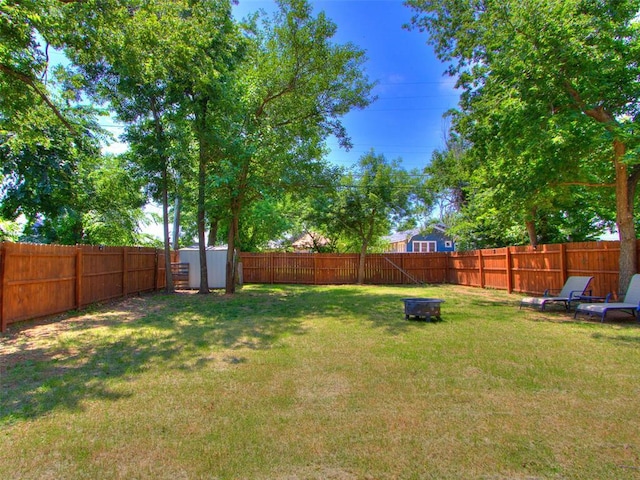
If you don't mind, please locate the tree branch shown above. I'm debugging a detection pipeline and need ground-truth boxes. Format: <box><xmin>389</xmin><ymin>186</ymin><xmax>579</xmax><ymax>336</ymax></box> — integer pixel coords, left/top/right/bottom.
<box><xmin>255</xmin><ymin>79</ymin><xmax>296</xmax><ymax>118</ymax></box>
<box><xmin>563</xmin><ymin>81</ymin><xmax>615</xmax><ymax>125</ymax></box>
<box><xmin>552</xmin><ymin>181</ymin><xmax>615</xmax><ymax>188</ymax></box>
<box><xmin>0</xmin><ymin>63</ymin><xmax>77</xmax><ymax>135</ymax></box>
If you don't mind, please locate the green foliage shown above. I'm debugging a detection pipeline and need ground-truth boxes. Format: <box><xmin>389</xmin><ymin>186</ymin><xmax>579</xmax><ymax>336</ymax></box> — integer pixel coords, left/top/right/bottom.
<box><xmin>0</xmin><ymin>0</ymin><xmax>153</xmax><ymax>245</ymax></box>
<box><xmin>306</xmin><ymin>150</ymin><xmax>423</xmax><ymax>275</ymax></box>
<box><xmin>0</xmin><ymin>217</ymin><xmax>20</xmax><ymax>241</ymax></box>
<box><xmin>408</xmin><ymin>0</ymin><xmax>640</xmax><ymax>251</ymax></box>
<box><xmin>80</xmin><ymin>155</ymin><xmax>150</xmax><ymax>246</ymax></box>
<box><xmin>238</xmin><ymin>197</ymin><xmax>294</xmax><ymax>252</ymax></box>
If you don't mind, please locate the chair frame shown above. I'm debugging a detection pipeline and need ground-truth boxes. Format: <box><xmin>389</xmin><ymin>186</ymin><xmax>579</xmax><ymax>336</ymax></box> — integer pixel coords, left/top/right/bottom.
<box><xmin>519</xmin><ymin>276</ymin><xmax>593</xmax><ymax>312</ymax></box>
<box><xmin>574</xmin><ymin>274</ymin><xmax>640</xmax><ymax>323</ymax></box>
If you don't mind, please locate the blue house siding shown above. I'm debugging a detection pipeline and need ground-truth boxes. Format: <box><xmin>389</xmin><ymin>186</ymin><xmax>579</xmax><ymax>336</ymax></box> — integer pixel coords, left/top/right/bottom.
<box><xmin>406</xmin><ymin>231</ymin><xmax>455</xmax><ymax>253</ymax></box>
<box><xmin>387</xmin><ymin>227</ymin><xmax>455</xmax><ymax>253</ymax></box>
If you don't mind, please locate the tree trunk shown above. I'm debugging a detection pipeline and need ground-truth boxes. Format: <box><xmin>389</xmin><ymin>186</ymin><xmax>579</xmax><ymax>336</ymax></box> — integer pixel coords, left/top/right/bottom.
<box><xmin>150</xmin><ymin>98</ymin><xmax>173</xmax><ymax>293</ymax></box>
<box><xmin>525</xmin><ymin>220</ymin><xmax>537</xmax><ymax>247</ymax></box>
<box><xmin>196</xmin><ymin>103</ymin><xmax>209</xmax><ymax>295</ymax></box>
<box><xmin>161</xmin><ymin>164</ymin><xmax>174</xmax><ymax>293</ymax></box>
<box><xmin>225</xmin><ymin>211</ymin><xmax>241</xmax><ymax>294</ymax></box>
<box><xmin>225</xmin><ymin>161</ymin><xmax>249</xmax><ymax>295</ymax></box>
<box><xmin>197</xmin><ymin>152</ymin><xmax>209</xmax><ymax>294</ymax></box>
<box><xmin>208</xmin><ymin>218</ymin><xmax>218</xmax><ymax>247</ymax></box>
<box><xmin>225</xmin><ymin>221</ymin><xmax>237</xmax><ymax>295</ymax></box>
<box><xmin>614</xmin><ymin>139</ymin><xmax>636</xmax><ymax>293</ymax></box>
<box><xmin>172</xmin><ymin>195</ymin><xmax>181</xmax><ymax>251</ymax></box>
<box><xmin>225</xmin><ymin>202</ymin><xmax>240</xmax><ymax>294</ymax></box>
<box><xmin>577</xmin><ymin>105</ymin><xmax>637</xmax><ymax>293</ymax></box>
<box><xmin>358</xmin><ymin>240</ymin><xmax>368</xmax><ymax>284</ymax></box>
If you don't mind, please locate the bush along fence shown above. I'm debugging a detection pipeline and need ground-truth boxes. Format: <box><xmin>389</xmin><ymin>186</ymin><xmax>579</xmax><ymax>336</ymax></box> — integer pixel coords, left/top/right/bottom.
<box><xmin>0</xmin><ymin>242</ymin><xmax>172</xmax><ymax>332</ymax></box>
<box><xmin>240</xmin><ymin>240</ymin><xmax>624</xmax><ymax>300</ymax></box>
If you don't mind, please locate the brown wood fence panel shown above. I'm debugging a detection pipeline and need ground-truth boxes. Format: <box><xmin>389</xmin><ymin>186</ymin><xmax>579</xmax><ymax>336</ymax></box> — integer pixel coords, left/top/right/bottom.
<box><xmin>480</xmin><ymin>248</ymin><xmax>509</xmax><ymax>290</ymax></box>
<box><xmin>511</xmin><ymin>244</ymin><xmax>564</xmax><ymax>295</ymax></box>
<box><xmin>125</xmin><ymin>247</ymin><xmax>159</xmax><ymax>295</ymax></box>
<box><xmin>0</xmin><ymin>242</ymin><xmax>172</xmax><ymax>332</ymax></box>
<box><xmin>315</xmin><ymin>254</ymin><xmax>359</xmax><ymax>284</ymax></box>
<box><xmin>239</xmin><ymin>241</ymin><xmax>639</xmax><ymax>299</ymax></box>
<box><xmin>241</xmin><ymin>252</ymin><xmax>274</xmax><ymax>284</ymax></box>
<box><xmin>80</xmin><ymin>246</ymin><xmax>124</xmax><ymax>305</ymax></box>
<box><xmin>565</xmin><ymin>242</ymin><xmax>620</xmax><ymax>299</ymax></box>
<box><xmin>273</xmin><ymin>253</ymin><xmax>315</xmax><ymax>284</ymax></box>
<box><xmin>2</xmin><ymin>243</ymin><xmax>77</xmax><ymax>327</ymax></box>
<box><xmin>366</xmin><ymin>255</ymin><xmax>395</xmax><ymax>284</ymax></box>
<box><xmin>378</xmin><ymin>253</ymin><xmax>448</xmax><ymax>284</ymax></box>
<box><xmin>448</xmin><ymin>251</ymin><xmax>482</xmax><ymax>287</ymax></box>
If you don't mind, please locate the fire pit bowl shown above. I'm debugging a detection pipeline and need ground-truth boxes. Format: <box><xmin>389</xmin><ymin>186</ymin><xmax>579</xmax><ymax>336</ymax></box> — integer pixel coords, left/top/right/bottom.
<box><xmin>403</xmin><ymin>298</ymin><xmax>444</xmax><ymax>321</ymax></box>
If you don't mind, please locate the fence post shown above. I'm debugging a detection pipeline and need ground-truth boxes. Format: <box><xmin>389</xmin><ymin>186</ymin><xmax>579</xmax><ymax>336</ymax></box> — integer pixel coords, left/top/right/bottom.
<box><xmin>559</xmin><ymin>243</ymin><xmax>567</xmax><ymax>286</ymax></box>
<box><xmin>313</xmin><ymin>254</ymin><xmax>318</xmax><ymax>285</ymax></box>
<box><xmin>478</xmin><ymin>249</ymin><xmax>485</xmax><ymax>288</ymax></box>
<box><xmin>154</xmin><ymin>249</ymin><xmax>160</xmax><ymax>291</ymax></box>
<box><xmin>0</xmin><ymin>243</ymin><xmax>5</xmax><ymax>333</ymax></box>
<box><xmin>75</xmin><ymin>246</ymin><xmax>83</xmax><ymax>309</ymax></box>
<box><xmin>270</xmin><ymin>253</ymin><xmax>274</xmax><ymax>284</ymax></box>
<box><xmin>122</xmin><ymin>247</ymin><xmax>128</xmax><ymax>297</ymax></box>
<box><xmin>445</xmin><ymin>252</ymin><xmax>450</xmax><ymax>284</ymax></box>
<box><xmin>506</xmin><ymin>247</ymin><xmax>513</xmax><ymax>293</ymax></box>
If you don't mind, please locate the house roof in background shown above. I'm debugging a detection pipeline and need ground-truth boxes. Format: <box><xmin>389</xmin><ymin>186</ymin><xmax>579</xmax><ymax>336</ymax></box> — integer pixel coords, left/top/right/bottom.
<box><xmin>292</xmin><ymin>232</ymin><xmax>330</xmax><ymax>249</ymax></box>
<box><xmin>384</xmin><ymin>224</ymin><xmax>450</xmax><ymax>243</ymax></box>
<box><xmin>385</xmin><ymin>229</ymin><xmax>420</xmax><ymax>243</ymax></box>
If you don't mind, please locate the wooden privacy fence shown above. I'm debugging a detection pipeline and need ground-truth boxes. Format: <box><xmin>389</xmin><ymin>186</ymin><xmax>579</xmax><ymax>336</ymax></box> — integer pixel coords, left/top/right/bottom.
<box><xmin>240</xmin><ymin>240</ymin><xmax>627</xmax><ymax>299</ymax></box>
<box><xmin>0</xmin><ymin>240</ymin><xmax>629</xmax><ymax>332</ymax></box>
<box><xmin>0</xmin><ymin>242</ymin><xmax>172</xmax><ymax>332</ymax></box>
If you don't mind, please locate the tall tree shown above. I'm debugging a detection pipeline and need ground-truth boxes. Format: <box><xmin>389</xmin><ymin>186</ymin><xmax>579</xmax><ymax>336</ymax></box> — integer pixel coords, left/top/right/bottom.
<box><xmin>0</xmin><ymin>102</ymin><xmax>105</xmax><ymax>244</ymax></box>
<box><xmin>315</xmin><ymin>151</ymin><xmax>418</xmax><ymax>284</ymax></box>
<box><xmin>408</xmin><ymin>0</ymin><xmax>640</xmax><ymax>290</ymax></box>
<box><xmin>1</xmin><ymin>0</ymin><xmax>166</xmax><ymax>247</ymax></box>
<box><xmin>218</xmin><ymin>0</ymin><xmax>375</xmax><ymax>293</ymax></box>
<box><xmin>167</xmin><ymin>0</ymin><xmax>242</xmax><ymax>294</ymax></box>
<box><xmin>63</xmin><ymin>0</ymin><xmax>241</xmax><ymax>293</ymax></box>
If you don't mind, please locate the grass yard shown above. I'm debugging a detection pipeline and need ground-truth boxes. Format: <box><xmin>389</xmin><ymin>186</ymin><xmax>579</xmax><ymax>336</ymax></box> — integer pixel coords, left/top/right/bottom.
<box><xmin>1</xmin><ymin>284</ymin><xmax>640</xmax><ymax>479</ymax></box>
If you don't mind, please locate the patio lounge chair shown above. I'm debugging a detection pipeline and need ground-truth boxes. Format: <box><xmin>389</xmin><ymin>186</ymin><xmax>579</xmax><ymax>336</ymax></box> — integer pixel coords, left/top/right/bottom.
<box><xmin>520</xmin><ymin>276</ymin><xmax>593</xmax><ymax>311</ymax></box>
<box><xmin>574</xmin><ymin>274</ymin><xmax>640</xmax><ymax>322</ymax></box>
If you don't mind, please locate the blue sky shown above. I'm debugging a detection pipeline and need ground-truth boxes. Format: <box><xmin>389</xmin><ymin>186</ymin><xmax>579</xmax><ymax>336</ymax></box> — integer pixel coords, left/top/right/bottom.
<box><xmin>233</xmin><ymin>0</ymin><xmax>461</xmax><ymax>172</ymax></box>
<box><xmin>103</xmin><ymin>1</ymin><xmax>460</xmax><ymax>172</ymax></box>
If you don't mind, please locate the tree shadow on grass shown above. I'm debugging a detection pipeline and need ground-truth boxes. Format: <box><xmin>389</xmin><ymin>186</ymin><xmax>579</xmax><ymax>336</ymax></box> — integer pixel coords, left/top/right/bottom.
<box><xmin>0</xmin><ymin>289</ymin><xmax>310</xmax><ymax>425</ymax></box>
<box><xmin>0</xmin><ymin>284</ymin><xmax>461</xmax><ymax>424</ymax></box>
<box><xmin>591</xmin><ymin>325</ymin><xmax>640</xmax><ymax>348</ymax></box>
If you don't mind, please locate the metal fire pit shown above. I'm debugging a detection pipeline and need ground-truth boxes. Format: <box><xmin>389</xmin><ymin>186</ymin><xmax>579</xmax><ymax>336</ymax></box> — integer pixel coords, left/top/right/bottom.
<box><xmin>403</xmin><ymin>298</ymin><xmax>444</xmax><ymax>321</ymax></box>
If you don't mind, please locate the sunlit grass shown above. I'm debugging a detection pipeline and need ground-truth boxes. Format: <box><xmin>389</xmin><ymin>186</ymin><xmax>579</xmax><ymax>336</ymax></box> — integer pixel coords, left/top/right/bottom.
<box><xmin>1</xmin><ymin>284</ymin><xmax>640</xmax><ymax>479</ymax></box>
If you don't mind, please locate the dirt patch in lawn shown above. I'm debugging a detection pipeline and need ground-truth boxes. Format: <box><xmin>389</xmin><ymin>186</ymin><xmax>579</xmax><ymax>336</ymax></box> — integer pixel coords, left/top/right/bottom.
<box><xmin>0</xmin><ymin>294</ymin><xmax>159</xmax><ymax>375</ymax></box>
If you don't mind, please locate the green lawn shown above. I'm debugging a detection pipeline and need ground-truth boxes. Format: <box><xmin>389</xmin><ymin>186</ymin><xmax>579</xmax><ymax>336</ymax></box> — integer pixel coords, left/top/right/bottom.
<box><xmin>2</xmin><ymin>284</ymin><xmax>640</xmax><ymax>479</ymax></box>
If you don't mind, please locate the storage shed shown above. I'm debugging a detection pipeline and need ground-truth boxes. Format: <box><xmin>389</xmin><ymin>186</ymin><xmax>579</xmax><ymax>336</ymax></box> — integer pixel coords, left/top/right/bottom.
<box><xmin>178</xmin><ymin>247</ymin><xmax>227</xmax><ymax>289</ymax></box>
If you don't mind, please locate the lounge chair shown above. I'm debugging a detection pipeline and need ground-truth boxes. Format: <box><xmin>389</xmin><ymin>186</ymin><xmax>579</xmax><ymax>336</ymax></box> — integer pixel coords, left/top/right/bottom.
<box><xmin>520</xmin><ymin>276</ymin><xmax>593</xmax><ymax>311</ymax></box>
<box><xmin>574</xmin><ymin>274</ymin><xmax>640</xmax><ymax>322</ymax></box>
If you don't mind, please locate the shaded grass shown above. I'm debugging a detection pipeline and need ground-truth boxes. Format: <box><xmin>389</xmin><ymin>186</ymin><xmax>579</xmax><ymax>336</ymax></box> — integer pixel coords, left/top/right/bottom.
<box><xmin>1</xmin><ymin>284</ymin><xmax>640</xmax><ymax>479</ymax></box>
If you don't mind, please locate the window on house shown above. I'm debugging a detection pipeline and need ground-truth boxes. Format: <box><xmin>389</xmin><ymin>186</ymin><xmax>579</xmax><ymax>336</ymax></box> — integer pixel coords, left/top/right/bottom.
<box><xmin>444</xmin><ymin>240</ymin><xmax>453</xmax><ymax>249</ymax></box>
<box><xmin>413</xmin><ymin>241</ymin><xmax>437</xmax><ymax>253</ymax></box>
